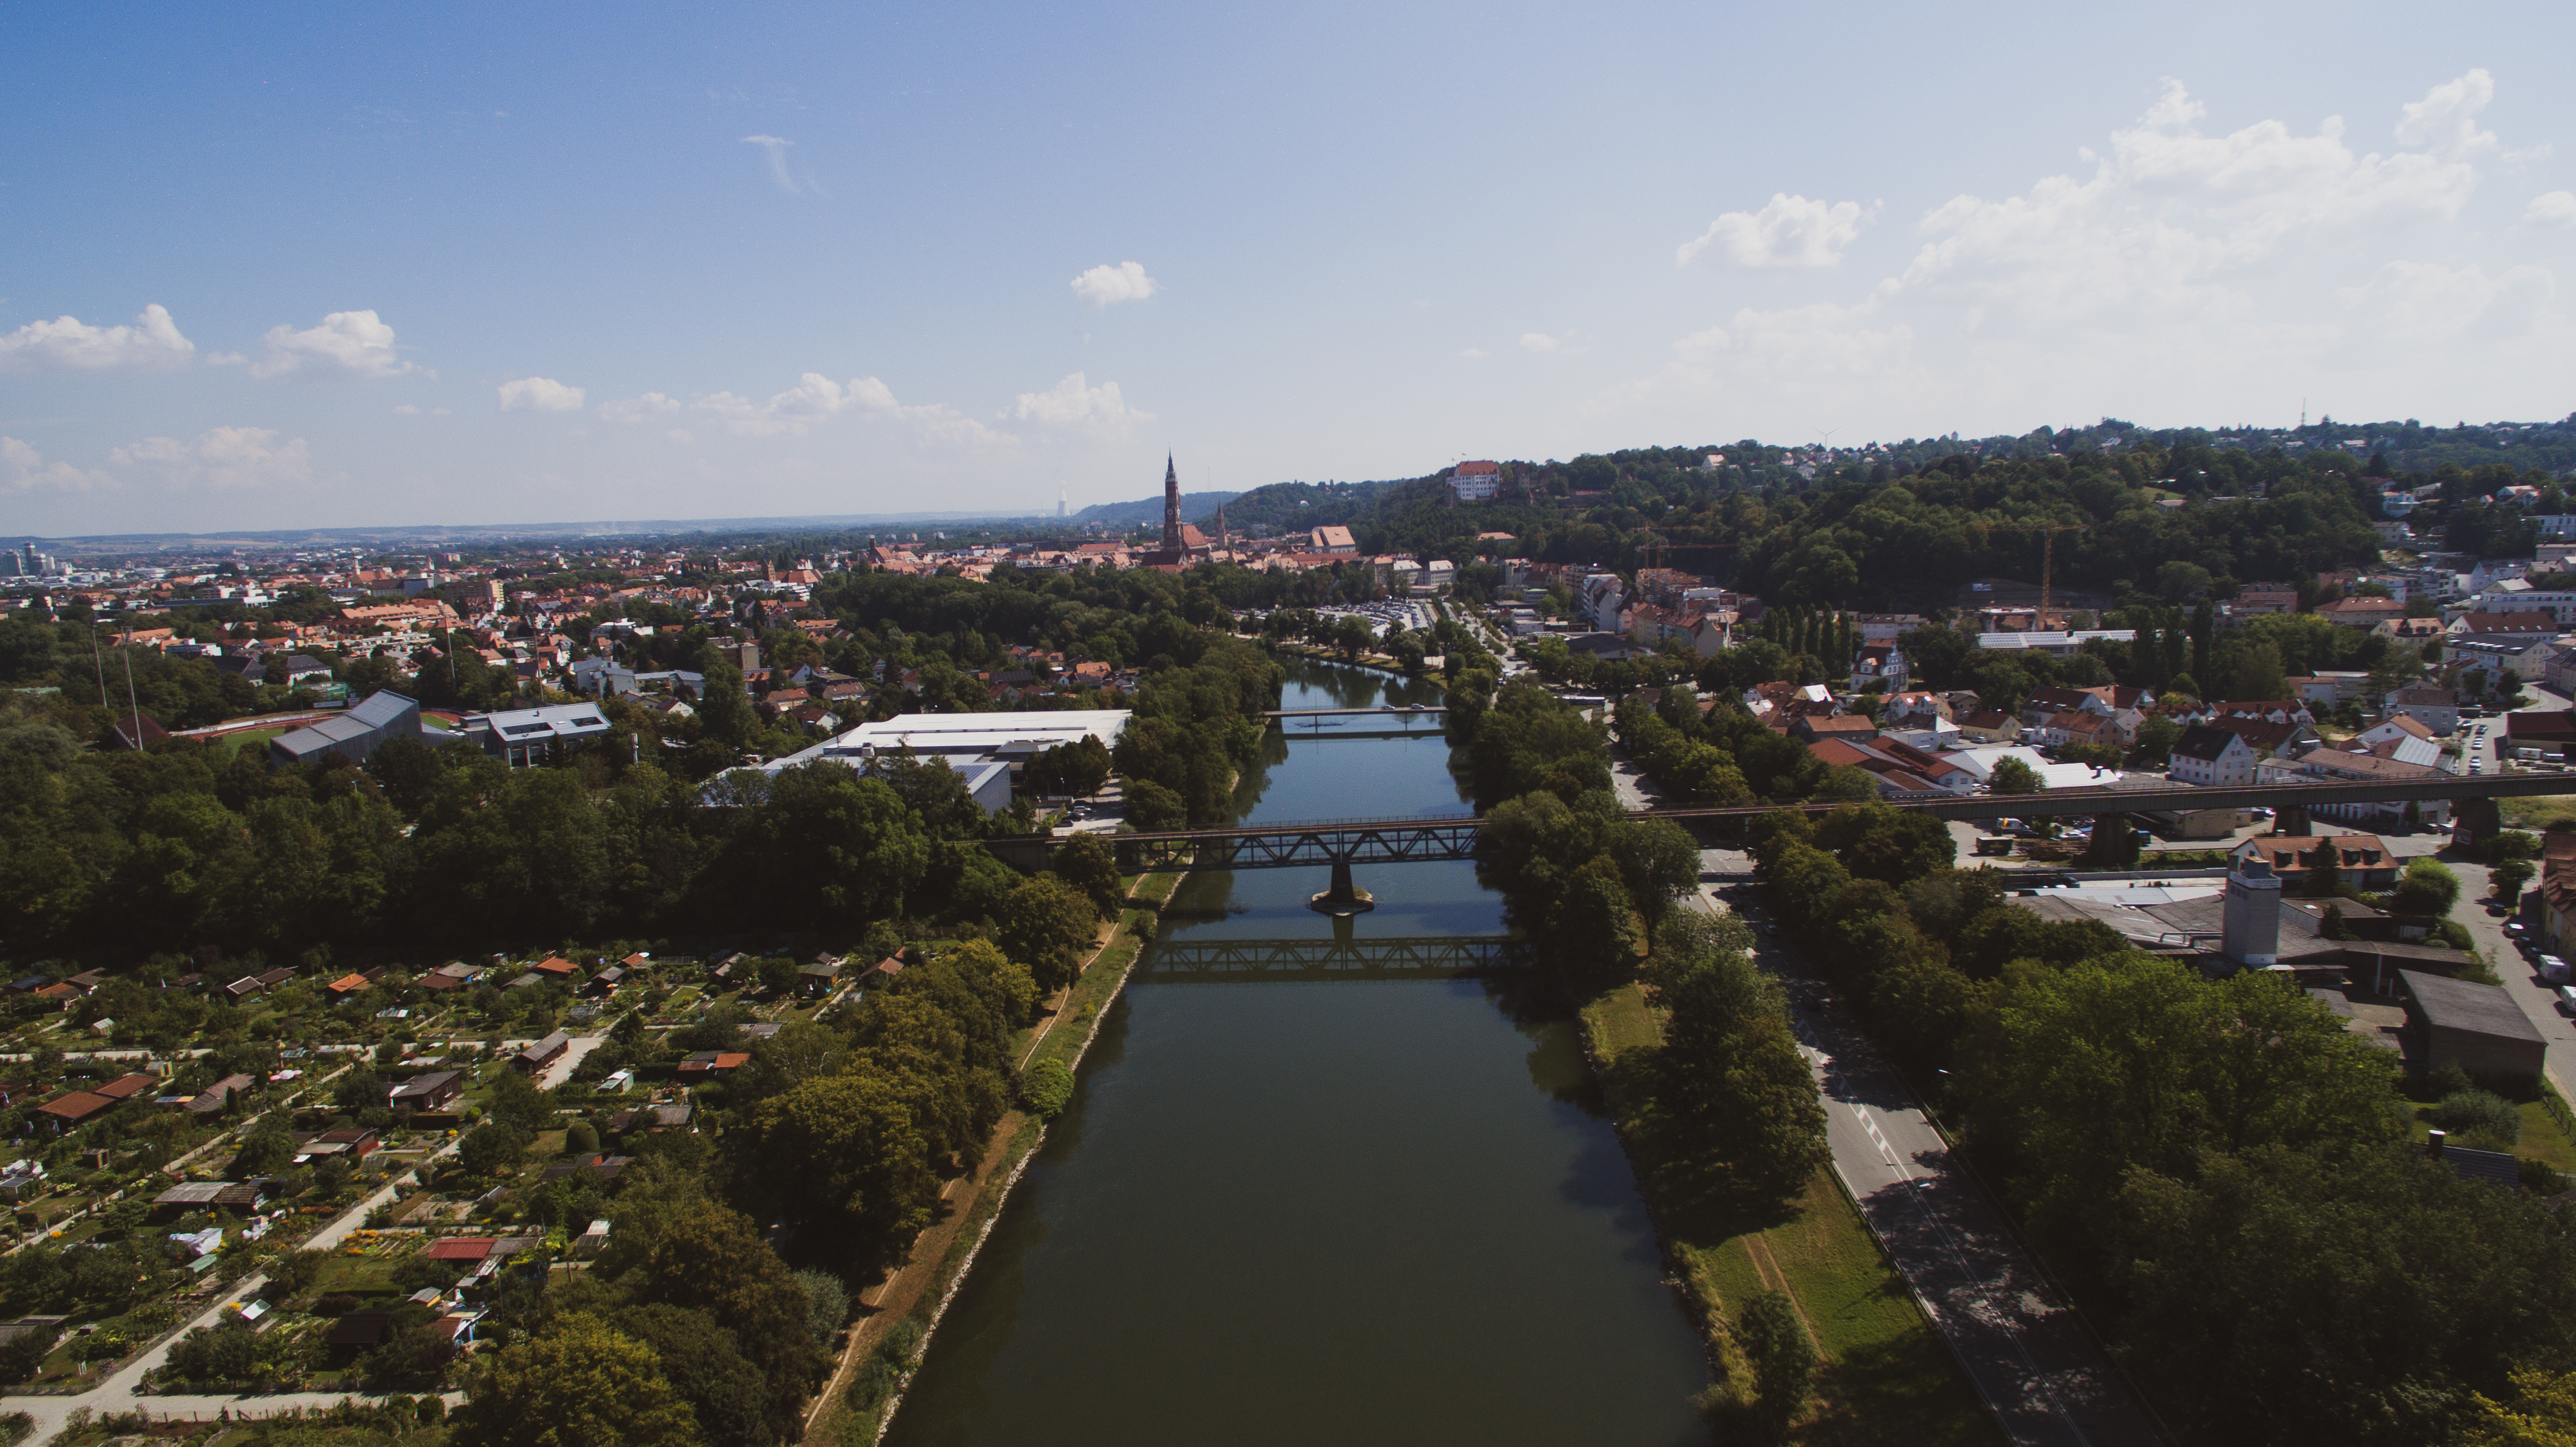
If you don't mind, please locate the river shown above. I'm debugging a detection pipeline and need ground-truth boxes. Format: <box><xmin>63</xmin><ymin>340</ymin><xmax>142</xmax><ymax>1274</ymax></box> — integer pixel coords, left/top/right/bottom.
<box><xmin>880</xmin><ymin>660</ymin><xmax>1711</xmax><ymax>1447</ymax></box>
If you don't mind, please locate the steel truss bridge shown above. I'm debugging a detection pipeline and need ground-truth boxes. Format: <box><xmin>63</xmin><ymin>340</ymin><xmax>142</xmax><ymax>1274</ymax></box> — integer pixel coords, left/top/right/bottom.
<box><xmin>989</xmin><ymin>773</ymin><xmax>2576</xmax><ymax>875</ymax></box>
<box><xmin>1140</xmin><ymin>935</ymin><xmax>1516</xmax><ymax>980</ymax></box>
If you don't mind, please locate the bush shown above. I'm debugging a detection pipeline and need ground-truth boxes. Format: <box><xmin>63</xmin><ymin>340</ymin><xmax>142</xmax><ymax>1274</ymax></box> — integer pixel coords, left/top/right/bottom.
<box><xmin>1021</xmin><ymin>1059</ymin><xmax>1075</xmax><ymax>1119</ymax></box>
<box><xmin>2432</xmin><ymin>1089</ymin><xmax>2521</xmax><ymax>1148</ymax></box>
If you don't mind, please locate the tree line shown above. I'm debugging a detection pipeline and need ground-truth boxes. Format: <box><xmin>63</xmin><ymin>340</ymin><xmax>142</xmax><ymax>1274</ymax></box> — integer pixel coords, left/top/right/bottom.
<box><xmin>1746</xmin><ymin>803</ymin><xmax>2576</xmax><ymax>1444</ymax></box>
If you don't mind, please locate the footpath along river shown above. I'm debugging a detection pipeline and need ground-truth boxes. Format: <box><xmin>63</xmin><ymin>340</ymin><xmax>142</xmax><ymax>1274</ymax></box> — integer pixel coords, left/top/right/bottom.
<box><xmin>880</xmin><ymin>660</ymin><xmax>1710</xmax><ymax>1447</ymax></box>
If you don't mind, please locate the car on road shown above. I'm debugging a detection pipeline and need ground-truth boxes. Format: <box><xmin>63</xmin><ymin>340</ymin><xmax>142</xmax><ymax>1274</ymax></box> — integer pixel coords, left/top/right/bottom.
<box><xmin>2541</xmin><ymin>953</ymin><xmax>2570</xmax><ymax>984</ymax></box>
<box><xmin>2557</xmin><ymin>985</ymin><xmax>2576</xmax><ymax>1016</ymax></box>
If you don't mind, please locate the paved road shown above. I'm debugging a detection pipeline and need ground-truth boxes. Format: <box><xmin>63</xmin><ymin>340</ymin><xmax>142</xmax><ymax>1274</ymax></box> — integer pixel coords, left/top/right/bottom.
<box><xmin>1695</xmin><ymin>859</ymin><xmax>2161</xmax><ymax>1447</ymax></box>
<box><xmin>1607</xmin><ymin>751</ymin><xmax>2159</xmax><ymax>1445</ymax></box>
<box><xmin>8</xmin><ymin>1137</ymin><xmax>465</xmax><ymax>1438</ymax></box>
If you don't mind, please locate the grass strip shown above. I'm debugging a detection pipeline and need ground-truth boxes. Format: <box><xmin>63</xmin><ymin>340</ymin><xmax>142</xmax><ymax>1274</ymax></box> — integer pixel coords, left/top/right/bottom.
<box><xmin>1580</xmin><ymin>984</ymin><xmax>1999</xmax><ymax>1446</ymax></box>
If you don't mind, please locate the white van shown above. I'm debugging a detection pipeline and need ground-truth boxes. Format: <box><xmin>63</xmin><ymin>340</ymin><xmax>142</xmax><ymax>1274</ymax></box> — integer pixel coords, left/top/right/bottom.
<box><xmin>2558</xmin><ymin>985</ymin><xmax>2576</xmax><ymax>1016</ymax></box>
<box><xmin>2545</xmin><ymin>955</ymin><xmax>2572</xmax><ymax>985</ymax></box>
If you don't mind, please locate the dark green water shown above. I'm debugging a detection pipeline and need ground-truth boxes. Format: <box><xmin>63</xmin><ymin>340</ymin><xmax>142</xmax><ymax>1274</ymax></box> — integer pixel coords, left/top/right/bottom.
<box><xmin>879</xmin><ymin>662</ymin><xmax>1709</xmax><ymax>1447</ymax></box>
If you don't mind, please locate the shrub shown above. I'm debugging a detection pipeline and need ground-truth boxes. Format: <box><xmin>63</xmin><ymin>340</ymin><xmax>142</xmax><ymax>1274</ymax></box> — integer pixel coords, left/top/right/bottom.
<box><xmin>2432</xmin><ymin>1089</ymin><xmax>2521</xmax><ymax>1148</ymax></box>
<box><xmin>1021</xmin><ymin>1059</ymin><xmax>1075</xmax><ymax>1119</ymax></box>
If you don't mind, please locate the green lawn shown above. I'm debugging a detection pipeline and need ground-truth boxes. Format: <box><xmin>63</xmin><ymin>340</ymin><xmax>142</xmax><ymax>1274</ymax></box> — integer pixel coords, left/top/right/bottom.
<box><xmin>1582</xmin><ymin>984</ymin><xmax>2000</xmax><ymax>1446</ymax></box>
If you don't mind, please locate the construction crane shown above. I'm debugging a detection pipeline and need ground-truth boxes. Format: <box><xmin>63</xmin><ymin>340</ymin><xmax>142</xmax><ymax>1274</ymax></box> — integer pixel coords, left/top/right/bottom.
<box><xmin>1980</xmin><ymin>523</ymin><xmax>2089</xmax><ymax>625</ymax></box>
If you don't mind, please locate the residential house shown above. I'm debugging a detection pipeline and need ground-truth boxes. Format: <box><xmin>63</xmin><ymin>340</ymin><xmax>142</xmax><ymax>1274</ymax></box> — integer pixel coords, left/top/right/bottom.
<box><xmin>2255</xmin><ymin>749</ymin><xmax>2451</xmax><ymax>826</ymax></box>
<box><xmin>2319</xmin><ymin>596</ymin><xmax>2409</xmax><ymax>629</ymax></box>
<box><xmin>184</xmin><ymin>1073</ymin><xmax>256</xmax><ymax>1115</ymax></box>
<box><xmin>2232</xmin><ymin>582</ymin><xmax>2300</xmax><ymax>616</ymax></box>
<box><xmin>387</xmin><ymin>1069</ymin><xmax>465</xmax><ymax>1113</ymax></box>
<box><xmin>1849</xmin><ymin>643</ymin><xmax>1908</xmax><ymax>693</ymax></box>
<box><xmin>1791</xmin><ymin>715</ymin><xmax>1878</xmax><ymax>746</ymax></box>
<box><xmin>1954</xmin><ymin>709</ymin><xmax>2023</xmax><ymax>743</ymax></box>
<box><xmin>513</xmin><ymin>1031</ymin><xmax>570</xmax><ymax>1075</ymax></box>
<box><xmin>2384</xmin><ymin>687</ymin><xmax>2461</xmax><ymax>736</ymax></box>
<box><xmin>2537</xmin><ymin>831</ymin><xmax>2576</xmax><ymax>956</ymax></box>
<box><xmin>2168</xmin><ymin>725</ymin><xmax>2260</xmax><ymax>787</ymax></box>
<box><xmin>2228</xmin><ymin>835</ymin><xmax>2401</xmax><ymax>890</ymax></box>
<box><xmin>2202</xmin><ymin>716</ymin><xmax>2319</xmax><ymax>760</ymax></box>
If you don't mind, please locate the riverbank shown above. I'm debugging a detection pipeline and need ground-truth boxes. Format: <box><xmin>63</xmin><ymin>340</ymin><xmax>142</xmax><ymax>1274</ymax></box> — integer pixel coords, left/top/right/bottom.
<box><xmin>799</xmin><ymin>868</ymin><xmax>1177</xmax><ymax>1447</ymax></box>
<box><xmin>1578</xmin><ymin>984</ymin><xmax>1998</xmax><ymax>1445</ymax></box>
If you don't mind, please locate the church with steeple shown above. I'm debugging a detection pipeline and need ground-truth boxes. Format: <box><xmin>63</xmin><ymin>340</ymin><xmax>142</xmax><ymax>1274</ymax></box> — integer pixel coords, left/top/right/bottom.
<box><xmin>1143</xmin><ymin>453</ymin><xmax>1214</xmax><ymax>567</ymax></box>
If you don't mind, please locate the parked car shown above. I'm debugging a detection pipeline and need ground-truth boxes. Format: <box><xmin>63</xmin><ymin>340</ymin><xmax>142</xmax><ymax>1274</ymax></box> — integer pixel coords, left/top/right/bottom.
<box><xmin>2556</xmin><ymin>984</ymin><xmax>2576</xmax><ymax>1016</ymax></box>
<box><xmin>2541</xmin><ymin>953</ymin><xmax>2570</xmax><ymax>985</ymax></box>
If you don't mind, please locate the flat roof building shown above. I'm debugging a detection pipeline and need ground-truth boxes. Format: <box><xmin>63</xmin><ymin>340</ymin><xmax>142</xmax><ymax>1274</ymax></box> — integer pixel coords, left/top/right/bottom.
<box><xmin>269</xmin><ymin>690</ymin><xmax>421</xmax><ymax>770</ymax></box>
<box><xmin>2400</xmin><ymin>969</ymin><xmax>2546</xmax><ymax>1082</ymax></box>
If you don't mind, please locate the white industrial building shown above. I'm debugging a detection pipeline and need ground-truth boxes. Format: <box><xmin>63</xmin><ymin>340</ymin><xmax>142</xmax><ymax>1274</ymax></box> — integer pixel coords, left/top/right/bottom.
<box><xmin>756</xmin><ymin>709</ymin><xmax>1131</xmax><ymax>815</ymax></box>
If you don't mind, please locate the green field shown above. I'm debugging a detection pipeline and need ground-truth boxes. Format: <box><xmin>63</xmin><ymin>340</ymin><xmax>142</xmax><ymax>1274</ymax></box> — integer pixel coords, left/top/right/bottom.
<box><xmin>1582</xmin><ymin>984</ymin><xmax>2000</xmax><ymax>1446</ymax></box>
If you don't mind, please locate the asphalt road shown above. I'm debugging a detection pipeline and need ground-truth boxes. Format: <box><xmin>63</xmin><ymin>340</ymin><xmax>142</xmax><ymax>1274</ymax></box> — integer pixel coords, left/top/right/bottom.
<box><xmin>1693</xmin><ymin>860</ymin><xmax>2162</xmax><ymax>1447</ymax></box>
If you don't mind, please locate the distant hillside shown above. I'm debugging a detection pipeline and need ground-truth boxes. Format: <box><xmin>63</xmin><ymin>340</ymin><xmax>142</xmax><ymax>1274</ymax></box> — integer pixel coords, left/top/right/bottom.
<box><xmin>1069</xmin><ymin>491</ymin><xmax>1241</xmax><ymax>528</ymax></box>
<box><xmin>1196</xmin><ymin>479</ymin><xmax>1405</xmax><ymax>534</ymax></box>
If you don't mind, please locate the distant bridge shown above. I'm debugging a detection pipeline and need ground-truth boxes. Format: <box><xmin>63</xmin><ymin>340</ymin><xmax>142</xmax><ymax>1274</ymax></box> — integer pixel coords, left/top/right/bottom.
<box><xmin>1260</xmin><ymin>707</ymin><xmax>1447</xmax><ymax>718</ymax></box>
<box><xmin>992</xmin><ymin>773</ymin><xmax>2576</xmax><ymax>876</ymax></box>
<box><xmin>1140</xmin><ymin>935</ymin><xmax>1516</xmax><ymax>980</ymax></box>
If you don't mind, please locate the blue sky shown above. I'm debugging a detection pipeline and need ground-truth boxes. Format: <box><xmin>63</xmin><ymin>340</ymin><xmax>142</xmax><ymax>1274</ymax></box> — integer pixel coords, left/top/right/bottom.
<box><xmin>5</xmin><ymin>1</ymin><xmax>2572</xmax><ymax>535</ymax></box>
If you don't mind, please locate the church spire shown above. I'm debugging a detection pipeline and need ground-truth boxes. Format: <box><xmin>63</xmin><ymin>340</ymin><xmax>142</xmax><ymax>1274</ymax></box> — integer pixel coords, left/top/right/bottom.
<box><xmin>1161</xmin><ymin>452</ymin><xmax>1183</xmax><ymax>556</ymax></box>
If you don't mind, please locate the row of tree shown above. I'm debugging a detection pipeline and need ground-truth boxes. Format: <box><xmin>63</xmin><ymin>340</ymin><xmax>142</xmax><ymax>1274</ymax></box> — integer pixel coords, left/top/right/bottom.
<box><xmin>1746</xmin><ymin>804</ymin><xmax>2576</xmax><ymax>1444</ymax></box>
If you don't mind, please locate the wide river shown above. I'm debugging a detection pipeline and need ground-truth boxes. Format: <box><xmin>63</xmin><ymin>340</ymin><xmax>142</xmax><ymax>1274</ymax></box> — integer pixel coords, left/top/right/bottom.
<box><xmin>881</xmin><ymin>660</ymin><xmax>1710</xmax><ymax>1446</ymax></box>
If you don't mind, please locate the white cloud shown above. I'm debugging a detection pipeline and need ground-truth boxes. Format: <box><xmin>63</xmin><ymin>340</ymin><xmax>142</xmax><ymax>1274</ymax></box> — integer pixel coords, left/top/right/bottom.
<box><xmin>0</xmin><ymin>304</ymin><xmax>196</xmax><ymax>372</ymax></box>
<box><xmin>1891</xmin><ymin>74</ymin><xmax>2501</xmax><ymax>329</ymax></box>
<box><xmin>498</xmin><ymin>376</ymin><xmax>587</xmax><ymax>412</ymax></box>
<box><xmin>1008</xmin><ymin>372</ymin><xmax>1150</xmax><ymax>433</ymax></box>
<box><xmin>689</xmin><ymin>372</ymin><xmax>1006</xmax><ymax>445</ymax></box>
<box><xmin>741</xmin><ymin>135</ymin><xmax>798</xmax><ymax>194</ymax></box>
<box><xmin>1458</xmin><ymin>347</ymin><xmax>1486</xmax><ymax>359</ymax></box>
<box><xmin>1</xmin><ymin>436</ymin><xmax>111</xmax><ymax>492</ymax></box>
<box><xmin>1071</xmin><ymin>261</ymin><xmax>1158</xmax><ymax>308</ymax></box>
<box><xmin>245</xmin><ymin>310</ymin><xmax>420</xmax><ymax>379</ymax></box>
<box><xmin>110</xmin><ymin>426</ymin><xmax>313</xmax><ymax>489</ymax></box>
<box><xmin>1594</xmin><ymin>71</ymin><xmax>2568</xmax><ymax>438</ymax></box>
<box><xmin>2337</xmin><ymin>260</ymin><xmax>2555</xmax><ymax>345</ymax></box>
<box><xmin>2527</xmin><ymin>191</ymin><xmax>2576</xmax><ymax>228</ymax></box>
<box><xmin>1520</xmin><ymin>332</ymin><xmax>1565</xmax><ymax>353</ymax></box>
<box><xmin>1678</xmin><ymin>194</ymin><xmax>1870</xmax><ymax>268</ymax></box>
<box><xmin>601</xmin><ymin>392</ymin><xmax>683</xmax><ymax>424</ymax></box>
<box><xmin>2395</xmin><ymin>68</ymin><xmax>2499</xmax><ymax>156</ymax></box>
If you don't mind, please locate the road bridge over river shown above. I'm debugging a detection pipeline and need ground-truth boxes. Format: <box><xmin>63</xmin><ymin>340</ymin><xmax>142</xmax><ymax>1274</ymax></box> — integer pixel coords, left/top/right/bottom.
<box><xmin>1141</xmin><ymin>935</ymin><xmax>1514</xmax><ymax>980</ymax></box>
<box><xmin>1001</xmin><ymin>772</ymin><xmax>2576</xmax><ymax>880</ymax></box>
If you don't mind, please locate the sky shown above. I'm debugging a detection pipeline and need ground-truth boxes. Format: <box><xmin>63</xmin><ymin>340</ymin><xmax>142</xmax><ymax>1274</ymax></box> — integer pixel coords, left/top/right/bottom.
<box><xmin>3</xmin><ymin>1</ymin><xmax>2572</xmax><ymax>536</ymax></box>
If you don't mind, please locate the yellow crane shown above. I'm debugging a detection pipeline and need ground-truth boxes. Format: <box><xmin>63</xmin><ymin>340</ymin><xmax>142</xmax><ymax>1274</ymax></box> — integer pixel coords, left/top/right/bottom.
<box><xmin>1980</xmin><ymin>523</ymin><xmax>2089</xmax><ymax>625</ymax></box>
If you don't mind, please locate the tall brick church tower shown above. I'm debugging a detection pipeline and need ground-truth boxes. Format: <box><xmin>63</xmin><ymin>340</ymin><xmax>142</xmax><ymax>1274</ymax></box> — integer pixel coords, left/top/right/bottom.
<box><xmin>1160</xmin><ymin>454</ymin><xmax>1182</xmax><ymax>556</ymax></box>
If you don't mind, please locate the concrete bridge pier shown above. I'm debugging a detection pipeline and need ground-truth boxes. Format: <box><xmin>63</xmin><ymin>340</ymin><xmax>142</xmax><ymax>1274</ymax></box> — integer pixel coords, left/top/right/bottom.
<box><xmin>1310</xmin><ymin>856</ymin><xmax>1375</xmax><ymax>915</ymax></box>
<box><xmin>2273</xmin><ymin>803</ymin><xmax>2311</xmax><ymax>837</ymax></box>
<box><xmin>2452</xmin><ymin>795</ymin><xmax>2503</xmax><ymax>848</ymax></box>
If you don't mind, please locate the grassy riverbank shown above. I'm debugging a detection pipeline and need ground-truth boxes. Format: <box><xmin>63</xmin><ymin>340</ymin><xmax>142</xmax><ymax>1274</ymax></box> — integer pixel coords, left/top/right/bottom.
<box><xmin>812</xmin><ymin>874</ymin><xmax>1173</xmax><ymax>1447</ymax></box>
<box><xmin>1580</xmin><ymin>986</ymin><xmax>1998</xmax><ymax>1446</ymax></box>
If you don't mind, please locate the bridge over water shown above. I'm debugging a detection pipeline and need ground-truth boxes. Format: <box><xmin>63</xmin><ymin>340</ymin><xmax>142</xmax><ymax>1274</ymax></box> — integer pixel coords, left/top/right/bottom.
<box><xmin>1140</xmin><ymin>935</ymin><xmax>1515</xmax><ymax>980</ymax></box>
<box><xmin>994</xmin><ymin>773</ymin><xmax>2576</xmax><ymax>890</ymax></box>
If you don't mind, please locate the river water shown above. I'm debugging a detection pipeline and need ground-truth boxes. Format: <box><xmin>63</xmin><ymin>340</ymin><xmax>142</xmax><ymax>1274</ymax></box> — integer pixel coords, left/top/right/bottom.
<box><xmin>880</xmin><ymin>661</ymin><xmax>1710</xmax><ymax>1447</ymax></box>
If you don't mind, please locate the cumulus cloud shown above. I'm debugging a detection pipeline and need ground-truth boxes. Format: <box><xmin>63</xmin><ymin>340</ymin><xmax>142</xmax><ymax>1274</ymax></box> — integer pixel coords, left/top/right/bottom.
<box><xmin>1678</xmin><ymin>194</ymin><xmax>1871</xmax><ymax>268</ymax></box>
<box><xmin>1594</xmin><ymin>70</ymin><xmax>2566</xmax><ymax>438</ymax></box>
<box><xmin>243</xmin><ymin>310</ymin><xmax>420</xmax><ymax>379</ymax></box>
<box><xmin>599</xmin><ymin>392</ymin><xmax>683</xmax><ymax>424</ymax></box>
<box><xmin>2527</xmin><ymin>191</ymin><xmax>2576</xmax><ymax>228</ymax></box>
<box><xmin>1</xmin><ymin>436</ymin><xmax>112</xmax><ymax>492</ymax></box>
<box><xmin>1007</xmin><ymin>372</ymin><xmax>1150</xmax><ymax>432</ymax></box>
<box><xmin>741</xmin><ymin>135</ymin><xmax>798</xmax><ymax>194</ymax></box>
<box><xmin>2337</xmin><ymin>260</ymin><xmax>2555</xmax><ymax>345</ymax></box>
<box><xmin>498</xmin><ymin>376</ymin><xmax>587</xmax><ymax>412</ymax></box>
<box><xmin>1891</xmin><ymin>74</ymin><xmax>2501</xmax><ymax>328</ymax></box>
<box><xmin>1071</xmin><ymin>261</ymin><xmax>1158</xmax><ymax>308</ymax></box>
<box><xmin>685</xmin><ymin>372</ymin><xmax>1005</xmax><ymax>445</ymax></box>
<box><xmin>0</xmin><ymin>304</ymin><xmax>196</xmax><ymax>372</ymax></box>
<box><xmin>1519</xmin><ymin>332</ymin><xmax>1565</xmax><ymax>353</ymax></box>
<box><xmin>110</xmin><ymin>427</ymin><xmax>313</xmax><ymax>489</ymax></box>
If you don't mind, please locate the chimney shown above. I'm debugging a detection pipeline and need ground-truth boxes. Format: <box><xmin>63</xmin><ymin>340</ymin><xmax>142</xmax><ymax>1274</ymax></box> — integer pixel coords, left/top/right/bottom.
<box><xmin>2222</xmin><ymin>851</ymin><xmax>2282</xmax><ymax>967</ymax></box>
<box><xmin>2426</xmin><ymin>1129</ymin><xmax>2448</xmax><ymax>1156</ymax></box>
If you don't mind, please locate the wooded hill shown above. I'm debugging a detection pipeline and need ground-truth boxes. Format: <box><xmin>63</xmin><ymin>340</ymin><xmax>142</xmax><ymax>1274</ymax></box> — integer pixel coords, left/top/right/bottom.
<box><xmin>1203</xmin><ymin>415</ymin><xmax>2576</xmax><ymax>612</ymax></box>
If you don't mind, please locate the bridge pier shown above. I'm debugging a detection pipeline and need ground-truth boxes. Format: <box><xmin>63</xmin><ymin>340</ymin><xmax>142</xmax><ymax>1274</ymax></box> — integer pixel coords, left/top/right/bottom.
<box><xmin>1309</xmin><ymin>856</ymin><xmax>1375</xmax><ymax>915</ymax></box>
<box><xmin>2273</xmin><ymin>803</ymin><xmax>2311</xmax><ymax>837</ymax></box>
<box><xmin>2452</xmin><ymin>795</ymin><xmax>2503</xmax><ymax>849</ymax></box>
